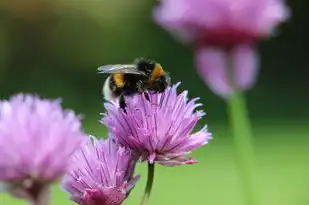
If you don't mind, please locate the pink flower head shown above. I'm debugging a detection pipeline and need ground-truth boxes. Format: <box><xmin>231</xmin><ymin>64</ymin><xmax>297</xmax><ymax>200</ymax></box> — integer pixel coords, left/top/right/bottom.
<box><xmin>0</xmin><ymin>94</ymin><xmax>85</xmax><ymax>201</ymax></box>
<box><xmin>153</xmin><ymin>0</ymin><xmax>290</xmax><ymax>97</ymax></box>
<box><xmin>62</xmin><ymin>136</ymin><xmax>139</xmax><ymax>205</ymax></box>
<box><xmin>102</xmin><ymin>83</ymin><xmax>212</xmax><ymax>166</ymax></box>
<box><xmin>154</xmin><ymin>0</ymin><xmax>290</xmax><ymax>47</ymax></box>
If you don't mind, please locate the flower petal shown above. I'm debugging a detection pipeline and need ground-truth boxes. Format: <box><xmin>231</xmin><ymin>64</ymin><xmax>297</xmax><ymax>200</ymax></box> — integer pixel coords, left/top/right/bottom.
<box><xmin>195</xmin><ymin>48</ymin><xmax>231</xmax><ymax>97</ymax></box>
<box><xmin>232</xmin><ymin>45</ymin><xmax>260</xmax><ymax>91</ymax></box>
<box><xmin>157</xmin><ymin>156</ymin><xmax>197</xmax><ymax>166</ymax></box>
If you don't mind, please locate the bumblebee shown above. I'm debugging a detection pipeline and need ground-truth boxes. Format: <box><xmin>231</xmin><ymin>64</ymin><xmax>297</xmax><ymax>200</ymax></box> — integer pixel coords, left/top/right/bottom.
<box><xmin>98</xmin><ymin>58</ymin><xmax>171</xmax><ymax>110</ymax></box>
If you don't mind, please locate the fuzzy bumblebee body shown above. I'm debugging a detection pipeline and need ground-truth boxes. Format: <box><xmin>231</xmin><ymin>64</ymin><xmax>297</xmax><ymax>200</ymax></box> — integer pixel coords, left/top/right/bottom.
<box><xmin>99</xmin><ymin>58</ymin><xmax>171</xmax><ymax>110</ymax></box>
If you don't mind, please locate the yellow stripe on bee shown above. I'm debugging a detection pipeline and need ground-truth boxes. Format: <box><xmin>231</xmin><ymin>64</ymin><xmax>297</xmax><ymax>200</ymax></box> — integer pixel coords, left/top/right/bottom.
<box><xmin>113</xmin><ymin>73</ymin><xmax>125</xmax><ymax>87</ymax></box>
<box><xmin>150</xmin><ymin>63</ymin><xmax>165</xmax><ymax>81</ymax></box>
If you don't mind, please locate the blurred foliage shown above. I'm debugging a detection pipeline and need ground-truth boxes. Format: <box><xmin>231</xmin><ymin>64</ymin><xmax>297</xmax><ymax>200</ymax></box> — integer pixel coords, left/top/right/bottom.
<box><xmin>0</xmin><ymin>0</ymin><xmax>308</xmax><ymax>124</ymax></box>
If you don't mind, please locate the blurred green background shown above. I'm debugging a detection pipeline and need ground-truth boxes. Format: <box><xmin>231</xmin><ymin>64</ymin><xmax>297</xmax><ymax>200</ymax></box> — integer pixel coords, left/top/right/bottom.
<box><xmin>1</xmin><ymin>0</ymin><xmax>309</xmax><ymax>205</ymax></box>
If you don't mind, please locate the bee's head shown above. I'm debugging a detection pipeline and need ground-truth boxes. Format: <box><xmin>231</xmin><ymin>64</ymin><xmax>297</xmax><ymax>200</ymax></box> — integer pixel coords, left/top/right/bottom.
<box><xmin>135</xmin><ymin>58</ymin><xmax>156</xmax><ymax>74</ymax></box>
<box><xmin>135</xmin><ymin>58</ymin><xmax>171</xmax><ymax>91</ymax></box>
<box><xmin>151</xmin><ymin>72</ymin><xmax>171</xmax><ymax>92</ymax></box>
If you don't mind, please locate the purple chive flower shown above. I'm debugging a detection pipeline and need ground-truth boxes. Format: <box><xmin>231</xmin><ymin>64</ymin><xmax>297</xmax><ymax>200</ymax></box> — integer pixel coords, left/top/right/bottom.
<box><xmin>102</xmin><ymin>83</ymin><xmax>212</xmax><ymax>166</ymax></box>
<box><xmin>0</xmin><ymin>94</ymin><xmax>85</xmax><ymax>202</ymax></box>
<box><xmin>153</xmin><ymin>0</ymin><xmax>290</xmax><ymax>97</ymax></box>
<box><xmin>62</xmin><ymin>136</ymin><xmax>139</xmax><ymax>205</ymax></box>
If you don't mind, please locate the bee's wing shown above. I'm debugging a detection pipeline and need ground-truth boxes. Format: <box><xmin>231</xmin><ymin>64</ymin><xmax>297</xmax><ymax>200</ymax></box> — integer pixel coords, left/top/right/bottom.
<box><xmin>97</xmin><ymin>64</ymin><xmax>146</xmax><ymax>75</ymax></box>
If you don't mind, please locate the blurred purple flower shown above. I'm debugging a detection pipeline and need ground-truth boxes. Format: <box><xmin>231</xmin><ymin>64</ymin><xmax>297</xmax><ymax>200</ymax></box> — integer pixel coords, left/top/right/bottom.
<box><xmin>153</xmin><ymin>0</ymin><xmax>290</xmax><ymax>97</ymax></box>
<box><xmin>0</xmin><ymin>94</ymin><xmax>85</xmax><ymax>203</ymax></box>
<box><xmin>62</xmin><ymin>136</ymin><xmax>139</xmax><ymax>205</ymax></box>
<box><xmin>102</xmin><ymin>83</ymin><xmax>212</xmax><ymax>166</ymax></box>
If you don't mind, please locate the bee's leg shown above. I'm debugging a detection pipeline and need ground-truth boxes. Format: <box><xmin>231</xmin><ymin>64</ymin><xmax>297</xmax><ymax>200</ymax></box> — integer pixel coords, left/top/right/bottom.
<box><xmin>136</xmin><ymin>80</ymin><xmax>145</xmax><ymax>92</ymax></box>
<box><xmin>119</xmin><ymin>94</ymin><xmax>127</xmax><ymax>113</ymax></box>
<box><xmin>144</xmin><ymin>92</ymin><xmax>150</xmax><ymax>102</ymax></box>
<box><xmin>137</xmin><ymin>80</ymin><xmax>150</xmax><ymax>102</ymax></box>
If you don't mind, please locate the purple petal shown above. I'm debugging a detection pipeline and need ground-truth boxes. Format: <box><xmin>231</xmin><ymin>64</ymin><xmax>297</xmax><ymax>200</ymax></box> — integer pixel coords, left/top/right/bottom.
<box><xmin>195</xmin><ymin>48</ymin><xmax>231</xmax><ymax>97</ymax></box>
<box><xmin>157</xmin><ymin>156</ymin><xmax>197</xmax><ymax>166</ymax></box>
<box><xmin>232</xmin><ymin>45</ymin><xmax>260</xmax><ymax>90</ymax></box>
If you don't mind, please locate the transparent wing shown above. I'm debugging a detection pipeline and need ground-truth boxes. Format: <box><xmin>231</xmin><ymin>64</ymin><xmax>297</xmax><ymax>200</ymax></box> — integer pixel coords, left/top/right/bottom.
<box><xmin>97</xmin><ymin>64</ymin><xmax>145</xmax><ymax>75</ymax></box>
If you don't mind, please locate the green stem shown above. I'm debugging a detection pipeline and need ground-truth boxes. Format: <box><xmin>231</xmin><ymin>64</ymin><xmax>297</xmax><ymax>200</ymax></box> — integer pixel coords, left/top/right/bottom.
<box><xmin>140</xmin><ymin>163</ymin><xmax>155</xmax><ymax>205</ymax></box>
<box><xmin>227</xmin><ymin>91</ymin><xmax>258</xmax><ymax>205</ymax></box>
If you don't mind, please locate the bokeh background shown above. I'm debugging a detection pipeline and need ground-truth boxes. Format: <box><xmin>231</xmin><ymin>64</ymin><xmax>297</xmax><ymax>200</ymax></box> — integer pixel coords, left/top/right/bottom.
<box><xmin>1</xmin><ymin>0</ymin><xmax>309</xmax><ymax>205</ymax></box>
